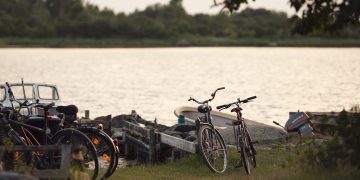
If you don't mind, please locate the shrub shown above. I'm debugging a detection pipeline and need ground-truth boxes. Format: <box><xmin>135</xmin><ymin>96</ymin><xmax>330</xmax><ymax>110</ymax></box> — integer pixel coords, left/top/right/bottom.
<box><xmin>303</xmin><ymin>105</ymin><xmax>360</xmax><ymax>169</ymax></box>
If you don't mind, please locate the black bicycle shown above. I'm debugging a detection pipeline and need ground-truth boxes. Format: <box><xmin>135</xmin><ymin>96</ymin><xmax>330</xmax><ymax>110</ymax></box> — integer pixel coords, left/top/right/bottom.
<box><xmin>56</xmin><ymin>105</ymin><xmax>119</xmax><ymax>179</ymax></box>
<box><xmin>6</xmin><ymin>81</ymin><xmax>119</xmax><ymax>179</ymax></box>
<box><xmin>1</xmin><ymin>82</ymin><xmax>99</xmax><ymax>180</ymax></box>
<box><xmin>217</xmin><ymin>96</ymin><xmax>257</xmax><ymax>175</ymax></box>
<box><xmin>188</xmin><ymin>87</ymin><xmax>228</xmax><ymax>173</ymax></box>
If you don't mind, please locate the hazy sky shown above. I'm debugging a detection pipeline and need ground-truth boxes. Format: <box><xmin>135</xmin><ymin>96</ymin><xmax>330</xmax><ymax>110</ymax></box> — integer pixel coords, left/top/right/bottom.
<box><xmin>85</xmin><ymin>0</ymin><xmax>296</xmax><ymax>15</ymax></box>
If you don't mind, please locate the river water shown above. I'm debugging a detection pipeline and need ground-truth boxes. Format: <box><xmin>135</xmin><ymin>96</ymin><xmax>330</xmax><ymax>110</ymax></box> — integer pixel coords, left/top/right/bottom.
<box><xmin>0</xmin><ymin>48</ymin><xmax>359</xmax><ymax>126</ymax></box>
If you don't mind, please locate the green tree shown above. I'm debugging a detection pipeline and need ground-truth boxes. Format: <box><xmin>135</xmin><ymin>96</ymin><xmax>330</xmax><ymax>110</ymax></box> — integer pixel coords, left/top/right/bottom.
<box><xmin>217</xmin><ymin>0</ymin><xmax>360</xmax><ymax>33</ymax></box>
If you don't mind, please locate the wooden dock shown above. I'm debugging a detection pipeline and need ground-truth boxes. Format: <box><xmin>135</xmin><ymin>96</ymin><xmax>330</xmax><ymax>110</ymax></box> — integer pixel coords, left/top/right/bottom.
<box><xmin>117</xmin><ymin>120</ymin><xmax>197</xmax><ymax>163</ymax></box>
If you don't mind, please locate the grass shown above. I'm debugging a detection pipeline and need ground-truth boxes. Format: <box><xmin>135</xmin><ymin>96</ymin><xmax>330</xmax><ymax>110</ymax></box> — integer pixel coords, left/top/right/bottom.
<box><xmin>109</xmin><ymin>147</ymin><xmax>360</xmax><ymax>180</ymax></box>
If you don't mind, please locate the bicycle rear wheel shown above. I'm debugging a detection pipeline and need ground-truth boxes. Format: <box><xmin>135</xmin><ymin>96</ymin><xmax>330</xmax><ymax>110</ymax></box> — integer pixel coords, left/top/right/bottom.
<box><xmin>79</xmin><ymin>127</ymin><xmax>117</xmax><ymax>179</ymax></box>
<box><xmin>198</xmin><ymin>124</ymin><xmax>227</xmax><ymax>173</ymax></box>
<box><xmin>246</xmin><ymin>133</ymin><xmax>257</xmax><ymax>168</ymax></box>
<box><xmin>52</xmin><ymin>129</ymin><xmax>99</xmax><ymax>180</ymax></box>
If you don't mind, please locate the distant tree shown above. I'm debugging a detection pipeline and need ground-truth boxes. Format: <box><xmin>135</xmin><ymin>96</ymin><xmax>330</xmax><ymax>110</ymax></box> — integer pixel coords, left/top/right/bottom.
<box><xmin>216</xmin><ymin>0</ymin><xmax>360</xmax><ymax>33</ymax></box>
<box><xmin>0</xmin><ymin>0</ymin><xmax>359</xmax><ymax>39</ymax></box>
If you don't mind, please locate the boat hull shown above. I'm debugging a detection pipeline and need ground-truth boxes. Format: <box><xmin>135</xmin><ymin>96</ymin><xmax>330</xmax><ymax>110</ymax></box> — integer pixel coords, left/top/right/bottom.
<box><xmin>174</xmin><ymin>106</ymin><xmax>286</xmax><ymax>144</ymax></box>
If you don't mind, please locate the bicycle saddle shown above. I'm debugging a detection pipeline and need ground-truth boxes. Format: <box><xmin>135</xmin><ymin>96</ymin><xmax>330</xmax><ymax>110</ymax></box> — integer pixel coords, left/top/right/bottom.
<box><xmin>56</xmin><ymin>105</ymin><xmax>78</xmax><ymax>115</ymax></box>
<box><xmin>198</xmin><ymin>105</ymin><xmax>212</xmax><ymax>113</ymax></box>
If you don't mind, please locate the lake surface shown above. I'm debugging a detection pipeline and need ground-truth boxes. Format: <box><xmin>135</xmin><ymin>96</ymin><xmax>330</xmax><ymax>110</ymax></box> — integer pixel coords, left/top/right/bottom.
<box><xmin>0</xmin><ymin>48</ymin><xmax>359</xmax><ymax>126</ymax></box>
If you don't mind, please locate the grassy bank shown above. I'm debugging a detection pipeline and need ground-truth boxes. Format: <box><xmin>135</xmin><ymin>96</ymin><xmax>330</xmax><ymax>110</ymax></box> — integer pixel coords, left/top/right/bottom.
<box><xmin>109</xmin><ymin>147</ymin><xmax>360</xmax><ymax>180</ymax></box>
<box><xmin>1</xmin><ymin>38</ymin><xmax>360</xmax><ymax>48</ymax></box>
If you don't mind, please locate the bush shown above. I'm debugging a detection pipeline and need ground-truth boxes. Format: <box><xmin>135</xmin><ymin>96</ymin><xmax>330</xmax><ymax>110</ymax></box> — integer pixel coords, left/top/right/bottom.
<box><xmin>303</xmin><ymin>105</ymin><xmax>360</xmax><ymax>169</ymax></box>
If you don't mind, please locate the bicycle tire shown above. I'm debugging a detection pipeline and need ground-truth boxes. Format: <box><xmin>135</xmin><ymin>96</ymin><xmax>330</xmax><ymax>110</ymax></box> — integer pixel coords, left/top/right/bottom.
<box><xmin>246</xmin><ymin>133</ymin><xmax>257</xmax><ymax>168</ymax></box>
<box><xmin>79</xmin><ymin>127</ymin><xmax>117</xmax><ymax>179</ymax></box>
<box><xmin>239</xmin><ymin>132</ymin><xmax>250</xmax><ymax>175</ymax></box>
<box><xmin>198</xmin><ymin>124</ymin><xmax>228</xmax><ymax>173</ymax></box>
<box><xmin>99</xmin><ymin>130</ymin><xmax>119</xmax><ymax>177</ymax></box>
<box><xmin>52</xmin><ymin>129</ymin><xmax>99</xmax><ymax>180</ymax></box>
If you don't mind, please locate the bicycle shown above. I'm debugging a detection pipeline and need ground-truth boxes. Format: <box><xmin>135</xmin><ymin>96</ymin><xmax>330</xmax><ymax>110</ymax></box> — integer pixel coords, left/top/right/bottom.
<box><xmin>56</xmin><ymin>105</ymin><xmax>119</xmax><ymax>179</ymax></box>
<box><xmin>216</xmin><ymin>96</ymin><xmax>257</xmax><ymax>175</ymax></box>
<box><xmin>1</xmin><ymin>82</ymin><xmax>100</xmax><ymax>180</ymax></box>
<box><xmin>6</xmin><ymin>81</ymin><xmax>118</xmax><ymax>179</ymax></box>
<box><xmin>188</xmin><ymin>87</ymin><xmax>228</xmax><ymax>173</ymax></box>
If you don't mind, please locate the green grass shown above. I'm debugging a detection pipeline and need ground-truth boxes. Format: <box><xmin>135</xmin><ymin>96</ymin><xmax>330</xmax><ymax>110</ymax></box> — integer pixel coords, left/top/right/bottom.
<box><xmin>109</xmin><ymin>148</ymin><xmax>360</xmax><ymax>180</ymax></box>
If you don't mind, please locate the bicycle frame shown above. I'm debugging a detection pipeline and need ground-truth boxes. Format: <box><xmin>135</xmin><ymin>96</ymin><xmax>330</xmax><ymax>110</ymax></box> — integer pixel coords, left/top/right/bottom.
<box><xmin>232</xmin><ymin>107</ymin><xmax>245</xmax><ymax>151</ymax></box>
<box><xmin>8</xmin><ymin>117</ymin><xmax>55</xmax><ymax>146</ymax></box>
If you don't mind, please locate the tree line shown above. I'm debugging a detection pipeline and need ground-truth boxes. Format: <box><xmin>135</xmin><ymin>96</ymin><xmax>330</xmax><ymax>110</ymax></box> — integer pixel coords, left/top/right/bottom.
<box><xmin>0</xmin><ymin>0</ymin><xmax>359</xmax><ymax>39</ymax></box>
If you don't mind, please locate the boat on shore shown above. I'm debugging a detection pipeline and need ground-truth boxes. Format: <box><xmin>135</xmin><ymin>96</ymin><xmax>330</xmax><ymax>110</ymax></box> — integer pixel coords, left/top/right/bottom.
<box><xmin>174</xmin><ymin>106</ymin><xmax>287</xmax><ymax>144</ymax></box>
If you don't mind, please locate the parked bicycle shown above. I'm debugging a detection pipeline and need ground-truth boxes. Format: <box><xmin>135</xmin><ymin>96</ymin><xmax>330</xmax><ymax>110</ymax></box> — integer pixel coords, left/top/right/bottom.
<box><xmin>56</xmin><ymin>105</ymin><xmax>119</xmax><ymax>179</ymax></box>
<box><xmin>4</xmin><ymin>81</ymin><xmax>119</xmax><ymax>179</ymax></box>
<box><xmin>217</xmin><ymin>96</ymin><xmax>257</xmax><ymax>175</ymax></box>
<box><xmin>188</xmin><ymin>87</ymin><xmax>228</xmax><ymax>173</ymax></box>
<box><xmin>0</xmin><ymin>80</ymin><xmax>119</xmax><ymax>179</ymax></box>
<box><xmin>1</xmin><ymin>82</ymin><xmax>100</xmax><ymax>180</ymax></box>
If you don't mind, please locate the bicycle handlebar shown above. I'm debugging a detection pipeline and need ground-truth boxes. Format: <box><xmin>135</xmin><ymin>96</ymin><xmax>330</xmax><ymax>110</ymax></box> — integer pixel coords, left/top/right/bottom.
<box><xmin>188</xmin><ymin>87</ymin><xmax>225</xmax><ymax>104</ymax></box>
<box><xmin>216</xmin><ymin>96</ymin><xmax>257</xmax><ymax>110</ymax></box>
<box><xmin>216</xmin><ymin>104</ymin><xmax>231</xmax><ymax>110</ymax></box>
<box><xmin>246</xmin><ymin>96</ymin><xmax>257</xmax><ymax>101</ymax></box>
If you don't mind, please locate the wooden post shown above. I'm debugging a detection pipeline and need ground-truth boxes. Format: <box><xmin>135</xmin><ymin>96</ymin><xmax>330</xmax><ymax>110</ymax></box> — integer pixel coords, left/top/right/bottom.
<box><xmin>124</xmin><ymin>144</ymin><xmax>128</xmax><ymax>157</ymax></box>
<box><xmin>106</xmin><ymin>114</ymin><xmax>112</xmax><ymax>132</ymax></box>
<box><xmin>158</xmin><ymin>132</ymin><xmax>197</xmax><ymax>153</ymax></box>
<box><xmin>84</xmin><ymin>110</ymin><xmax>90</xmax><ymax>119</ymax></box>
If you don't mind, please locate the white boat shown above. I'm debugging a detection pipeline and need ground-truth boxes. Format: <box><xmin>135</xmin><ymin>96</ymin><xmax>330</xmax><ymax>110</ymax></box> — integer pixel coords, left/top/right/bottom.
<box><xmin>174</xmin><ymin>106</ymin><xmax>286</xmax><ymax>144</ymax></box>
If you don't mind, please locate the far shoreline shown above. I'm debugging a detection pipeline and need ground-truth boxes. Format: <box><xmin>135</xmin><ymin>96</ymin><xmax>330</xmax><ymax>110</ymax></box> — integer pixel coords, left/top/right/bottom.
<box><xmin>1</xmin><ymin>37</ymin><xmax>360</xmax><ymax>48</ymax></box>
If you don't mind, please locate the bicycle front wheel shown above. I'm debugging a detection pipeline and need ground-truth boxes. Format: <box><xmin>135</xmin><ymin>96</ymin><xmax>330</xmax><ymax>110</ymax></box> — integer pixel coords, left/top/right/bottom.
<box><xmin>198</xmin><ymin>125</ymin><xmax>228</xmax><ymax>173</ymax></box>
<box><xmin>52</xmin><ymin>129</ymin><xmax>99</xmax><ymax>180</ymax></box>
<box><xmin>79</xmin><ymin>127</ymin><xmax>117</xmax><ymax>179</ymax></box>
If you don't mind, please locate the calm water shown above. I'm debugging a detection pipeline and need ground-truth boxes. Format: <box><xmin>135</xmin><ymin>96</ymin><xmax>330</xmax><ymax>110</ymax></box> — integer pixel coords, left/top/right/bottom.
<box><xmin>0</xmin><ymin>48</ymin><xmax>359</xmax><ymax>126</ymax></box>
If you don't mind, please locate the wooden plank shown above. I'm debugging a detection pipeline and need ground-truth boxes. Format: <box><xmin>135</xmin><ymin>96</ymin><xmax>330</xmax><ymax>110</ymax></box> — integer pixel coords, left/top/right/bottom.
<box><xmin>159</xmin><ymin>132</ymin><xmax>197</xmax><ymax>153</ymax></box>
<box><xmin>122</xmin><ymin>121</ymin><xmax>151</xmax><ymax>138</ymax></box>
<box><xmin>125</xmin><ymin>134</ymin><xmax>150</xmax><ymax>151</ymax></box>
<box><xmin>60</xmin><ymin>145</ymin><xmax>71</xmax><ymax>170</ymax></box>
